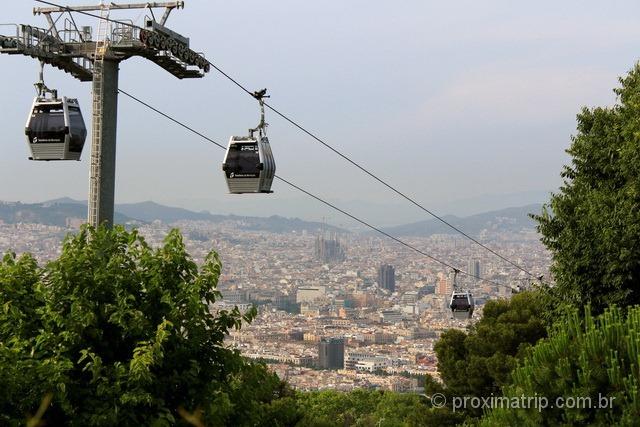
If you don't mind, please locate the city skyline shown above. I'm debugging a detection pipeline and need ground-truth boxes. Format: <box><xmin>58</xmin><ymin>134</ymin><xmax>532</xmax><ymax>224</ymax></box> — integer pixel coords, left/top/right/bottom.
<box><xmin>0</xmin><ymin>214</ymin><xmax>549</xmax><ymax>392</ymax></box>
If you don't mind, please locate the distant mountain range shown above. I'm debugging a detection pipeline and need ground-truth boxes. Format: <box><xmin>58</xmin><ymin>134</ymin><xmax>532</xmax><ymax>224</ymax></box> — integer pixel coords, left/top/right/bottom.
<box><xmin>162</xmin><ymin>190</ymin><xmax>553</xmax><ymax>227</ymax></box>
<box><xmin>0</xmin><ymin>198</ymin><xmax>344</xmax><ymax>234</ymax></box>
<box><xmin>46</xmin><ymin>198</ymin><xmax>229</xmax><ymax>223</ymax></box>
<box><xmin>0</xmin><ymin>200</ymin><xmax>136</xmax><ymax>226</ymax></box>
<box><xmin>381</xmin><ymin>204</ymin><xmax>542</xmax><ymax>236</ymax></box>
<box><xmin>0</xmin><ymin>198</ymin><xmax>542</xmax><ymax>236</ymax></box>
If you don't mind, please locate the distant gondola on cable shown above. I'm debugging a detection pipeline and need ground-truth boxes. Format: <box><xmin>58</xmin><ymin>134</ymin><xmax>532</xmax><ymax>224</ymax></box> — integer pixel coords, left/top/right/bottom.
<box><xmin>24</xmin><ymin>63</ymin><xmax>87</xmax><ymax>161</ymax></box>
<box><xmin>450</xmin><ymin>290</ymin><xmax>475</xmax><ymax>320</ymax></box>
<box><xmin>222</xmin><ymin>89</ymin><xmax>275</xmax><ymax>193</ymax></box>
<box><xmin>448</xmin><ymin>269</ymin><xmax>475</xmax><ymax>320</ymax></box>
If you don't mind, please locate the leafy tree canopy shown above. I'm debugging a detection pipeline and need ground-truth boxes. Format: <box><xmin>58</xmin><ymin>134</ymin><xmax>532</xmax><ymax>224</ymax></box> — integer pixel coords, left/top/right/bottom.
<box><xmin>534</xmin><ymin>63</ymin><xmax>640</xmax><ymax>315</ymax></box>
<box><xmin>433</xmin><ymin>291</ymin><xmax>547</xmax><ymax>419</ymax></box>
<box><xmin>292</xmin><ymin>389</ymin><xmax>463</xmax><ymax>427</ymax></box>
<box><xmin>0</xmin><ymin>225</ymin><xmax>286</xmax><ymax>426</ymax></box>
<box><xmin>480</xmin><ymin>305</ymin><xmax>640</xmax><ymax>426</ymax></box>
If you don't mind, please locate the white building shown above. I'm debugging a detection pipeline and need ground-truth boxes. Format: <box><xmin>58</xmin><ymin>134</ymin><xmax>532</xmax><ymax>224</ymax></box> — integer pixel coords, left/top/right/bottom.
<box><xmin>355</xmin><ymin>358</ymin><xmax>391</xmax><ymax>372</ymax></box>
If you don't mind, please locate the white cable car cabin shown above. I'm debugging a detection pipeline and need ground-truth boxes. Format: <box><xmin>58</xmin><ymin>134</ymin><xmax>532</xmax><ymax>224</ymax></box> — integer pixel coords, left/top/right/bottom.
<box><xmin>222</xmin><ymin>135</ymin><xmax>275</xmax><ymax>193</ymax></box>
<box><xmin>25</xmin><ymin>96</ymin><xmax>87</xmax><ymax>161</ymax></box>
<box><xmin>222</xmin><ymin>89</ymin><xmax>275</xmax><ymax>193</ymax></box>
<box><xmin>24</xmin><ymin>64</ymin><xmax>87</xmax><ymax>161</ymax></box>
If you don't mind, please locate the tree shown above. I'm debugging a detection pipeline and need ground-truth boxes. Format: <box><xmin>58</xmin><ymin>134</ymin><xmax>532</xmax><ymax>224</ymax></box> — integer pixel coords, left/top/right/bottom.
<box><xmin>480</xmin><ymin>305</ymin><xmax>640</xmax><ymax>426</ymax></box>
<box><xmin>293</xmin><ymin>389</ymin><xmax>462</xmax><ymax>427</ymax></box>
<box><xmin>433</xmin><ymin>291</ymin><xmax>547</xmax><ymax>419</ymax></box>
<box><xmin>0</xmin><ymin>225</ymin><xmax>285</xmax><ymax>426</ymax></box>
<box><xmin>534</xmin><ymin>63</ymin><xmax>640</xmax><ymax>315</ymax></box>
<box><xmin>0</xmin><ymin>251</ymin><xmax>50</xmax><ymax>422</ymax></box>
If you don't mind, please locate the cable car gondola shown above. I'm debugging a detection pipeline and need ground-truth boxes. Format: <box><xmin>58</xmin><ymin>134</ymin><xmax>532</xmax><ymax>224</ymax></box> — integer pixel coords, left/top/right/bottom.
<box><xmin>448</xmin><ymin>269</ymin><xmax>475</xmax><ymax>320</ymax></box>
<box><xmin>450</xmin><ymin>290</ymin><xmax>475</xmax><ymax>320</ymax></box>
<box><xmin>222</xmin><ymin>89</ymin><xmax>275</xmax><ymax>193</ymax></box>
<box><xmin>25</xmin><ymin>63</ymin><xmax>87</xmax><ymax>161</ymax></box>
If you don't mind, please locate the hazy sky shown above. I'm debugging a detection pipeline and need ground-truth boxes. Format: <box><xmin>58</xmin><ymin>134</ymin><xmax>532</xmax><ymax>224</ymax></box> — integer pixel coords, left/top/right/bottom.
<box><xmin>0</xmin><ymin>1</ymin><xmax>638</xmax><ymax>225</ymax></box>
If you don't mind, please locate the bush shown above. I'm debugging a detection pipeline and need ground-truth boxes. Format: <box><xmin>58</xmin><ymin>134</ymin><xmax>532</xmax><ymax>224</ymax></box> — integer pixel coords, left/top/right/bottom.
<box><xmin>480</xmin><ymin>305</ymin><xmax>640</xmax><ymax>426</ymax></box>
<box><xmin>293</xmin><ymin>389</ymin><xmax>462</xmax><ymax>427</ymax></box>
<box><xmin>433</xmin><ymin>291</ymin><xmax>547</xmax><ymax>421</ymax></box>
<box><xmin>0</xmin><ymin>225</ymin><xmax>285</xmax><ymax>426</ymax></box>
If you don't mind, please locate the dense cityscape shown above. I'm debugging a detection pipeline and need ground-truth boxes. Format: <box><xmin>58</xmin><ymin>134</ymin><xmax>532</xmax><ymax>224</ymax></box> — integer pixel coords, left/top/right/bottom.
<box><xmin>0</xmin><ymin>213</ymin><xmax>551</xmax><ymax>393</ymax></box>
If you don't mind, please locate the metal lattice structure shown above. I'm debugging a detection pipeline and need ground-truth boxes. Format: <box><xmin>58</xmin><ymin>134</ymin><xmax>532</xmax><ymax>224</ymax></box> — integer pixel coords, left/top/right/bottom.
<box><xmin>0</xmin><ymin>1</ymin><xmax>209</xmax><ymax>227</ymax></box>
<box><xmin>87</xmin><ymin>5</ymin><xmax>110</xmax><ymax>227</ymax></box>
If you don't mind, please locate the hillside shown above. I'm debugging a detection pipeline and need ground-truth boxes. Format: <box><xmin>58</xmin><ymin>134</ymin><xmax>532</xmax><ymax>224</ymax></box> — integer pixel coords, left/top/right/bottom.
<box><xmin>1</xmin><ymin>199</ymin><xmax>343</xmax><ymax>234</ymax></box>
<box><xmin>115</xmin><ymin>201</ymin><xmax>343</xmax><ymax>233</ymax></box>
<box><xmin>0</xmin><ymin>201</ymin><xmax>137</xmax><ymax>227</ymax></box>
<box><xmin>1</xmin><ymin>199</ymin><xmax>540</xmax><ymax>235</ymax></box>
<box><xmin>382</xmin><ymin>204</ymin><xmax>541</xmax><ymax>236</ymax></box>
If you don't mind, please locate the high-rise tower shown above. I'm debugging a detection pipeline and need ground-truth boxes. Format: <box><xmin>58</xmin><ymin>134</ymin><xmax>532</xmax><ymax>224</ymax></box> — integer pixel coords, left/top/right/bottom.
<box><xmin>377</xmin><ymin>264</ymin><xmax>396</xmax><ymax>292</ymax></box>
<box><xmin>318</xmin><ymin>337</ymin><xmax>344</xmax><ymax>369</ymax></box>
<box><xmin>467</xmin><ymin>258</ymin><xmax>481</xmax><ymax>280</ymax></box>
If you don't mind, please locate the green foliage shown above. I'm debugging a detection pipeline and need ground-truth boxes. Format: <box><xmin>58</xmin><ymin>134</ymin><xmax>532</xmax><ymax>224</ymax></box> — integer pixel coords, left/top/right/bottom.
<box><xmin>433</xmin><ymin>291</ymin><xmax>547</xmax><ymax>419</ymax></box>
<box><xmin>533</xmin><ymin>63</ymin><xmax>640</xmax><ymax>315</ymax></box>
<box><xmin>0</xmin><ymin>225</ymin><xmax>286</xmax><ymax>426</ymax></box>
<box><xmin>292</xmin><ymin>389</ymin><xmax>463</xmax><ymax>427</ymax></box>
<box><xmin>480</xmin><ymin>305</ymin><xmax>640</xmax><ymax>426</ymax></box>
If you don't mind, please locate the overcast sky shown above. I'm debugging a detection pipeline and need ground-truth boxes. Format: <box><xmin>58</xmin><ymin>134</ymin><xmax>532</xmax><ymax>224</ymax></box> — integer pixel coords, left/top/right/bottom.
<box><xmin>0</xmin><ymin>1</ymin><xmax>638</xmax><ymax>225</ymax></box>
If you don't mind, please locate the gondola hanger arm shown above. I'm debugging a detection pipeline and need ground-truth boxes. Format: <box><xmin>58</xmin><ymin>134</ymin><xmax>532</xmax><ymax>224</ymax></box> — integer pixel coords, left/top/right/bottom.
<box><xmin>34</xmin><ymin>61</ymin><xmax>56</xmax><ymax>99</ymax></box>
<box><xmin>249</xmin><ymin>88</ymin><xmax>270</xmax><ymax>138</ymax></box>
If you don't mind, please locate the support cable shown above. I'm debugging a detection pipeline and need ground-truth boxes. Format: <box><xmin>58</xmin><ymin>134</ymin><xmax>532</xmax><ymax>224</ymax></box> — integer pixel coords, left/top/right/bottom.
<box><xmin>118</xmin><ymin>87</ymin><xmax>518</xmax><ymax>289</ymax></box>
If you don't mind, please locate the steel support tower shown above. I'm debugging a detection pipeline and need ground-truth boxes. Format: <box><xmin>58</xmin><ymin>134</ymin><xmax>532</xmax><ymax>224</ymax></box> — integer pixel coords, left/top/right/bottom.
<box><xmin>0</xmin><ymin>1</ymin><xmax>209</xmax><ymax>227</ymax></box>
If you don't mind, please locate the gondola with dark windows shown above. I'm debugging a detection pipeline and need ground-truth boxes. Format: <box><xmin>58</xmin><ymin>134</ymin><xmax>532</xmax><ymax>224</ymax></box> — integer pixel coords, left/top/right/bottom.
<box><xmin>448</xmin><ymin>269</ymin><xmax>475</xmax><ymax>320</ymax></box>
<box><xmin>25</xmin><ymin>63</ymin><xmax>87</xmax><ymax>161</ymax></box>
<box><xmin>222</xmin><ymin>89</ymin><xmax>275</xmax><ymax>193</ymax></box>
